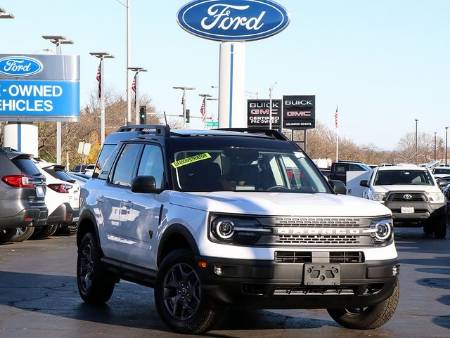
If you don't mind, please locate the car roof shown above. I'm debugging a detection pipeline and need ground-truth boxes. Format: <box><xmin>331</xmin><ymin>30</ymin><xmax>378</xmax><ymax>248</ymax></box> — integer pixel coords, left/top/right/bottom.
<box><xmin>377</xmin><ymin>165</ymin><xmax>427</xmax><ymax>171</ymax></box>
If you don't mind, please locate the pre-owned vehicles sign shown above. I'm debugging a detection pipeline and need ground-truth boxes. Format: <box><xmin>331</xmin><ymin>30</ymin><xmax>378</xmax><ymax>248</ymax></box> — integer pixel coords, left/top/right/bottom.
<box><xmin>177</xmin><ymin>0</ymin><xmax>290</xmax><ymax>41</ymax></box>
<box><xmin>283</xmin><ymin>95</ymin><xmax>316</xmax><ymax>129</ymax></box>
<box><xmin>0</xmin><ymin>54</ymin><xmax>80</xmax><ymax>122</ymax></box>
<box><xmin>247</xmin><ymin>99</ymin><xmax>281</xmax><ymax>128</ymax></box>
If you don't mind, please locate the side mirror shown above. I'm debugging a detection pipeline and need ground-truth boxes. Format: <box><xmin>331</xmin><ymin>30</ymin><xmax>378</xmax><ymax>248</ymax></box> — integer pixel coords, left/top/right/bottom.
<box><xmin>131</xmin><ymin>176</ymin><xmax>159</xmax><ymax>194</ymax></box>
<box><xmin>360</xmin><ymin>180</ymin><xmax>369</xmax><ymax>188</ymax></box>
<box><xmin>330</xmin><ymin>180</ymin><xmax>347</xmax><ymax>195</ymax></box>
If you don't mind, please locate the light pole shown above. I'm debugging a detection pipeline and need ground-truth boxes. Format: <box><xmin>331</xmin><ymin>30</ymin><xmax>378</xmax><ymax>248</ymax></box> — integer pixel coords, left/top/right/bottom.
<box><xmin>434</xmin><ymin>132</ymin><xmax>437</xmax><ymax>162</ymax></box>
<box><xmin>415</xmin><ymin>118</ymin><xmax>419</xmax><ymax>164</ymax></box>
<box><xmin>42</xmin><ymin>35</ymin><xmax>74</xmax><ymax>165</ymax></box>
<box><xmin>128</xmin><ymin>67</ymin><xmax>147</xmax><ymax>124</ymax></box>
<box><xmin>173</xmin><ymin>87</ymin><xmax>195</xmax><ymax>128</ymax></box>
<box><xmin>90</xmin><ymin>52</ymin><xmax>114</xmax><ymax>145</ymax></box>
<box><xmin>0</xmin><ymin>8</ymin><xmax>14</xmax><ymax>19</ymax></box>
<box><xmin>269</xmin><ymin>82</ymin><xmax>277</xmax><ymax>130</ymax></box>
<box><xmin>446</xmin><ymin>127</ymin><xmax>449</xmax><ymax>166</ymax></box>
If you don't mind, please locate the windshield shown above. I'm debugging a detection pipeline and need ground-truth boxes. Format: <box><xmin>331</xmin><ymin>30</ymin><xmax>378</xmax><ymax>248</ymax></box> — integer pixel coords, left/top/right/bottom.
<box><xmin>374</xmin><ymin>170</ymin><xmax>434</xmax><ymax>186</ymax></box>
<box><xmin>434</xmin><ymin>168</ymin><xmax>450</xmax><ymax>175</ymax></box>
<box><xmin>171</xmin><ymin>147</ymin><xmax>329</xmax><ymax>193</ymax></box>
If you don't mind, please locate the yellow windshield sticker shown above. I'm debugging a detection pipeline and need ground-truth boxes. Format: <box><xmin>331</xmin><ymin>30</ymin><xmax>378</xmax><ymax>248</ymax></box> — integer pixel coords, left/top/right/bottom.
<box><xmin>171</xmin><ymin>153</ymin><xmax>212</xmax><ymax>169</ymax></box>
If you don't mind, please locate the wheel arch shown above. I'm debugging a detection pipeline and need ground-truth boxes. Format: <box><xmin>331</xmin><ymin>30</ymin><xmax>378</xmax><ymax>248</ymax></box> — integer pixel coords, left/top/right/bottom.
<box><xmin>157</xmin><ymin>224</ymin><xmax>200</xmax><ymax>267</ymax></box>
<box><xmin>77</xmin><ymin>209</ymin><xmax>101</xmax><ymax>249</ymax></box>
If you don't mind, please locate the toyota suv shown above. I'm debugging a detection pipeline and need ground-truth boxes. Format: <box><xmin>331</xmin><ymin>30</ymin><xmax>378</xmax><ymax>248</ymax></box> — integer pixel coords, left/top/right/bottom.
<box><xmin>361</xmin><ymin>165</ymin><xmax>447</xmax><ymax>238</ymax></box>
<box><xmin>77</xmin><ymin>126</ymin><xmax>399</xmax><ymax>334</ymax></box>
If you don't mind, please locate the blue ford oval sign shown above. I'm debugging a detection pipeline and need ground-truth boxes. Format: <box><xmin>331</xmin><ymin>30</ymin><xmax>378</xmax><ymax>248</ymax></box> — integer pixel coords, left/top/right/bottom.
<box><xmin>0</xmin><ymin>56</ymin><xmax>44</xmax><ymax>77</ymax></box>
<box><xmin>177</xmin><ymin>0</ymin><xmax>290</xmax><ymax>42</ymax></box>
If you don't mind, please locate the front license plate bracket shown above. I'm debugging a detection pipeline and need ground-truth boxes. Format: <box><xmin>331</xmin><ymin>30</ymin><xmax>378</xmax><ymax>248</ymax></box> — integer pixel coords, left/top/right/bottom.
<box><xmin>304</xmin><ymin>264</ymin><xmax>341</xmax><ymax>286</ymax></box>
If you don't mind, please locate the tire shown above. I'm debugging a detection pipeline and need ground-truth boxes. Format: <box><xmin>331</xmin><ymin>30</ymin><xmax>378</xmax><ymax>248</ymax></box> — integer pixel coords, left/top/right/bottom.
<box><xmin>434</xmin><ymin>216</ymin><xmax>447</xmax><ymax>239</ymax></box>
<box><xmin>77</xmin><ymin>232</ymin><xmax>116</xmax><ymax>304</ymax></box>
<box><xmin>327</xmin><ymin>279</ymin><xmax>399</xmax><ymax>330</ymax></box>
<box><xmin>0</xmin><ymin>228</ymin><xmax>17</xmax><ymax>244</ymax></box>
<box><xmin>154</xmin><ymin>249</ymin><xmax>222</xmax><ymax>334</ymax></box>
<box><xmin>11</xmin><ymin>226</ymin><xmax>35</xmax><ymax>242</ymax></box>
<box><xmin>31</xmin><ymin>225</ymin><xmax>58</xmax><ymax>240</ymax></box>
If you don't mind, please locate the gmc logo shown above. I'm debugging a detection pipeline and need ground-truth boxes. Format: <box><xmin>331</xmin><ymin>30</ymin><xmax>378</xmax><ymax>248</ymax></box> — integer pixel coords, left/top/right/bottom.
<box><xmin>287</xmin><ymin>111</ymin><xmax>312</xmax><ymax>117</ymax></box>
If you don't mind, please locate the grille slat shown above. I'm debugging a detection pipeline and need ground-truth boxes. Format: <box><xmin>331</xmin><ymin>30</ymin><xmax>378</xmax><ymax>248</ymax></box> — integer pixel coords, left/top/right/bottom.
<box><xmin>275</xmin><ymin>251</ymin><xmax>365</xmax><ymax>264</ymax></box>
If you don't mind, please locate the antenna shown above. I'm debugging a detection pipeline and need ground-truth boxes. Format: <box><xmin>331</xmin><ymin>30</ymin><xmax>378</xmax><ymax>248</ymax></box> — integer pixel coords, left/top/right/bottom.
<box><xmin>164</xmin><ymin>111</ymin><xmax>168</xmax><ymax>126</ymax></box>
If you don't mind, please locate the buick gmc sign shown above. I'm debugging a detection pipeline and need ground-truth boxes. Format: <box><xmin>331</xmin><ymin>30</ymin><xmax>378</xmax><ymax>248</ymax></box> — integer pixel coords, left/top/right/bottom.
<box><xmin>0</xmin><ymin>56</ymin><xmax>43</xmax><ymax>77</ymax></box>
<box><xmin>283</xmin><ymin>95</ymin><xmax>316</xmax><ymax>129</ymax></box>
<box><xmin>177</xmin><ymin>0</ymin><xmax>290</xmax><ymax>41</ymax></box>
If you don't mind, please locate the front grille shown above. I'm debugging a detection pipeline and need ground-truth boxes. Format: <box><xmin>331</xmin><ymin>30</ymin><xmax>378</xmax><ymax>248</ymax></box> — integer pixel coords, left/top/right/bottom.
<box><xmin>277</xmin><ymin>234</ymin><xmax>359</xmax><ymax>245</ymax></box>
<box><xmin>275</xmin><ymin>251</ymin><xmax>364</xmax><ymax>264</ymax></box>
<box><xmin>387</xmin><ymin>192</ymin><xmax>426</xmax><ymax>202</ymax></box>
<box><xmin>270</xmin><ymin>217</ymin><xmax>360</xmax><ymax>228</ymax></box>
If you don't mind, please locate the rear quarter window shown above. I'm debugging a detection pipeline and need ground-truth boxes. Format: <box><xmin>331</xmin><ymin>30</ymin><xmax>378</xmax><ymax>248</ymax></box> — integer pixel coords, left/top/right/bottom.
<box><xmin>13</xmin><ymin>159</ymin><xmax>41</xmax><ymax>176</ymax></box>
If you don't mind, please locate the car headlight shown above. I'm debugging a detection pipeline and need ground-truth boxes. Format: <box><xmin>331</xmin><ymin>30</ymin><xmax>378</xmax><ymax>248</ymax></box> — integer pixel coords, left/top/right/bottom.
<box><xmin>427</xmin><ymin>192</ymin><xmax>445</xmax><ymax>204</ymax></box>
<box><xmin>210</xmin><ymin>215</ymin><xmax>271</xmax><ymax>245</ymax></box>
<box><xmin>371</xmin><ymin>192</ymin><xmax>386</xmax><ymax>202</ymax></box>
<box><xmin>369</xmin><ymin>218</ymin><xmax>393</xmax><ymax>243</ymax></box>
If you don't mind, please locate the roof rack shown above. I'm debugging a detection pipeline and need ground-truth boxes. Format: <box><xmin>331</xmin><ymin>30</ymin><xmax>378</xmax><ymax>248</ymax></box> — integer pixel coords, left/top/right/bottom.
<box><xmin>117</xmin><ymin>125</ymin><xmax>170</xmax><ymax>137</ymax></box>
<box><xmin>215</xmin><ymin>128</ymin><xmax>289</xmax><ymax>141</ymax></box>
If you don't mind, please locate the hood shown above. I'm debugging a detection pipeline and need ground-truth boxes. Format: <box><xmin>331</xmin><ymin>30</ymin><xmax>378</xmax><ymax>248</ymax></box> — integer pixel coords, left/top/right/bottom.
<box><xmin>166</xmin><ymin>191</ymin><xmax>390</xmax><ymax>217</ymax></box>
<box><xmin>372</xmin><ymin>185</ymin><xmax>440</xmax><ymax>194</ymax></box>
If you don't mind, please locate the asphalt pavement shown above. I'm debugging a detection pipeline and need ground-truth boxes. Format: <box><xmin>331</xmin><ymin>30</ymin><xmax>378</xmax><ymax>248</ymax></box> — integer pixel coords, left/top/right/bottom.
<box><xmin>0</xmin><ymin>226</ymin><xmax>449</xmax><ymax>338</ymax></box>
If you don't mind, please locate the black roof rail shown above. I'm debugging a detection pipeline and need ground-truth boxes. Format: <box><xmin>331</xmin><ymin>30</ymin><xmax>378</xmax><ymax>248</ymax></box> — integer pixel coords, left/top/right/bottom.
<box><xmin>215</xmin><ymin>128</ymin><xmax>289</xmax><ymax>141</ymax></box>
<box><xmin>117</xmin><ymin>125</ymin><xmax>170</xmax><ymax>137</ymax></box>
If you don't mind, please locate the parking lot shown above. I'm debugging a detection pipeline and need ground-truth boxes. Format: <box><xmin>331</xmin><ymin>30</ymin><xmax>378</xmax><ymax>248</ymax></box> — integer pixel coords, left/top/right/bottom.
<box><xmin>0</xmin><ymin>226</ymin><xmax>448</xmax><ymax>338</ymax></box>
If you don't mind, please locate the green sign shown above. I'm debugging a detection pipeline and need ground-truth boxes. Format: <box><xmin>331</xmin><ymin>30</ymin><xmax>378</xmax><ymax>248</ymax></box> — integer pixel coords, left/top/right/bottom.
<box><xmin>206</xmin><ymin>121</ymin><xmax>219</xmax><ymax>127</ymax></box>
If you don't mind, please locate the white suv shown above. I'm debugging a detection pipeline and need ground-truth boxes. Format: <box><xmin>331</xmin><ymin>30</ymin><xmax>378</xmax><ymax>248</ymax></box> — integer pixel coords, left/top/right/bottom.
<box><xmin>361</xmin><ymin>165</ymin><xmax>447</xmax><ymax>238</ymax></box>
<box><xmin>77</xmin><ymin>126</ymin><xmax>400</xmax><ymax>334</ymax></box>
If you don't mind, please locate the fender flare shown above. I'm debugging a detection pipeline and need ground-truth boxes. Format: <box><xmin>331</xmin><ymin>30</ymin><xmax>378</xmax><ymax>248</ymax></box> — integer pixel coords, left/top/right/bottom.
<box><xmin>157</xmin><ymin>224</ymin><xmax>200</xmax><ymax>265</ymax></box>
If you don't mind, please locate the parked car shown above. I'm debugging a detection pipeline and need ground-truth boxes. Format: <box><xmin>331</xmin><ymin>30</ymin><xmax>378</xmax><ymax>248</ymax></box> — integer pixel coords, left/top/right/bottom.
<box><xmin>361</xmin><ymin>165</ymin><xmax>447</xmax><ymax>238</ymax></box>
<box><xmin>73</xmin><ymin>164</ymin><xmax>96</xmax><ymax>177</ymax></box>
<box><xmin>77</xmin><ymin>126</ymin><xmax>399</xmax><ymax>334</ymax></box>
<box><xmin>67</xmin><ymin>172</ymin><xmax>90</xmax><ymax>187</ymax></box>
<box><xmin>33</xmin><ymin>160</ymin><xmax>81</xmax><ymax>238</ymax></box>
<box><xmin>0</xmin><ymin>148</ymin><xmax>48</xmax><ymax>244</ymax></box>
<box><xmin>329</xmin><ymin>161</ymin><xmax>372</xmax><ymax>183</ymax></box>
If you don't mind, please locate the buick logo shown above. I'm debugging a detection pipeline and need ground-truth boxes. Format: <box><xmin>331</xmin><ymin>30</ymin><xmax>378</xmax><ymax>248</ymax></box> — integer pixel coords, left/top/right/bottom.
<box><xmin>177</xmin><ymin>0</ymin><xmax>290</xmax><ymax>42</ymax></box>
<box><xmin>0</xmin><ymin>56</ymin><xmax>43</xmax><ymax>77</ymax></box>
<box><xmin>403</xmin><ymin>194</ymin><xmax>413</xmax><ymax>200</ymax></box>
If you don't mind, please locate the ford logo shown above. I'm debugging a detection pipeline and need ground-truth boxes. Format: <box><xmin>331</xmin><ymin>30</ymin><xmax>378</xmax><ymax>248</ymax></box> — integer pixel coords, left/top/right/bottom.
<box><xmin>177</xmin><ymin>0</ymin><xmax>290</xmax><ymax>42</ymax></box>
<box><xmin>0</xmin><ymin>56</ymin><xmax>44</xmax><ymax>77</ymax></box>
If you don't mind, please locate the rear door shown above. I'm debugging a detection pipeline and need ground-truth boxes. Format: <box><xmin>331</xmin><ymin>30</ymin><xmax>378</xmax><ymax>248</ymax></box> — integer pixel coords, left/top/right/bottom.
<box><xmin>102</xmin><ymin>143</ymin><xmax>142</xmax><ymax>260</ymax></box>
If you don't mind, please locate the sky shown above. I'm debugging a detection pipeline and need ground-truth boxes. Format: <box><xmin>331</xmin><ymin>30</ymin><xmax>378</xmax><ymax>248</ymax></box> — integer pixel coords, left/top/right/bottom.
<box><xmin>1</xmin><ymin>0</ymin><xmax>450</xmax><ymax>150</ymax></box>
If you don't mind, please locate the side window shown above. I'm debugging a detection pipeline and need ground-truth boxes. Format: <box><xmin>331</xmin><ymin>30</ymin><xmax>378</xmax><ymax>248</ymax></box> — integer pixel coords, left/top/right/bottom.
<box><xmin>349</xmin><ymin>164</ymin><xmax>362</xmax><ymax>171</ymax></box>
<box><xmin>137</xmin><ymin>145</ymin><xmax>165</xmax><ymax>189</ymax></box>
<box><xmin>335</xmin><ymin>164</ymin><xmax>347</xmax><ymax>173</ymax></box>
<box><xmin>96</xmin><ymin>144</ymin><xmax>119</xmax><ymax>180</ymax></box>
<box><xmin>111</xmin><ymin>144</ymin><xmax>142</xmax><ymax>187</ymax></box>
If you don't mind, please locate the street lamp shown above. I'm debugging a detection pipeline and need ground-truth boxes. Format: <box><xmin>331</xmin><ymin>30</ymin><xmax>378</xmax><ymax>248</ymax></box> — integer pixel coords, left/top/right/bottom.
<box><xmin>434</xmin><ymin>132</ymin><xmax>437</xmax><ymax>162</ymax></box>
<box><xmin>446</xmin><ymin>127</ymin><xmax>449</xmax><ymax>166</ymax></box>
<box><xmin>269</xmin><ymin>82</ymin><xmax>278</xmax><ymax>130</ymax></box>
<box><xmin>415</xmin><ymin>118</ymin><xmax>419</xmax><ymax>164</ymax></box>
<box><xmin>90</xmin><ymin>52</ymin><xmax>115</xmax><ymax>145</ymax></box>
<box><xmin>0</xmin><ymin>8</ymin><xmax>14</xmax><ymax>19</ymax></box>
<box><xmin>173</xmin><ymin>86</ymin><xmax>196</xmax><ymax>128</ymax></box>
<box><xmin>42</xmin><ymin>35</ymin><xmax>74</xmax><ymax>165</ymax></box>
<box><xmin>128</xmin><ymin>67</ymin><xmax>148</xmax><ymax>124</ymax></box>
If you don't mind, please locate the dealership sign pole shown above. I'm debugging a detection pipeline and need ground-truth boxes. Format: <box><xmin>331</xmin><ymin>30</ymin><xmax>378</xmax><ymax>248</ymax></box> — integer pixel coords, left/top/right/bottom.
<box><xmin>177</xmin><ymin>0</ymin><xmax>289</xmax><ymax>128</ymax></box>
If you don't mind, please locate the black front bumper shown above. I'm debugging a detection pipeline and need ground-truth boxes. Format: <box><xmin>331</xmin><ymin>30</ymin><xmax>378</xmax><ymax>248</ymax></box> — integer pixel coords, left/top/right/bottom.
<box><xmin>198</xmin><ymin>256</ymin><xmax>399</xmax><ymax>309</ymax></box>
<box><xmin>385</xmin><ymin>201</ymin><xmax>446</xmax><ymax>222</ymax></box>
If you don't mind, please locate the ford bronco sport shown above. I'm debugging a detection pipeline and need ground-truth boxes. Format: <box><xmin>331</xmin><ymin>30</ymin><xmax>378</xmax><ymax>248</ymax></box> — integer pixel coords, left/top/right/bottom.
<box><xmin>77</xmin><ymin>126</ymin><xmax>399</xmax><ymax>334</ymax></box>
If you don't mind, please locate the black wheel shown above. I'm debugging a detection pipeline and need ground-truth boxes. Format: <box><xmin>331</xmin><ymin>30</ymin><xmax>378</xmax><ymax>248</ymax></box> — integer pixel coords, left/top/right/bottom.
<box><xmin>31</xmin><ymin>225</ymin><xmax>58</xmax><ymax>240</ymax></box>
<box><xmin>77</xmin><ymin>232</ymin><xmax>116</xmax><ymax>304</ymax></box>
<box><xmin>11</xmin><ymin>226</ymin><xmax>35</xmax><ymax>242</ymax></box>
<box><xmin>0</xmin><ymin>228</ymin><xmax>17</xmax><ymax>244</ymax></box>
<box><xmin>434</xmin><ymin>216</ymin><xmax>447</xmax><ymax>239</ymax></box>
<box><xmin>154</xmin><ymin>249</ymin><xmax>222</xmax><ymax>334</ymax></box>
<box><xmin>327</xmin><ymin>279</ymin><xmax>399</xmax><ymax>330</ymax></box>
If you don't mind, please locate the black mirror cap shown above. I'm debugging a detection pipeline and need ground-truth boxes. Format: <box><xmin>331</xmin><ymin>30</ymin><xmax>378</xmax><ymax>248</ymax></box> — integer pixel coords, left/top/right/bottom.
<box><xmin>330</xmin><ymin>180</ymin><xmax>347</xmax><ymax>195</ymax></box>
<box><xmin>360</xmin><ymin>180</ymin><xmax>369</xmax><ymax>188</ymax></box>
<box><xmin>131</xmin><ymin>176</ymin><xmax>159</xmax><ymax>194</ymax></box>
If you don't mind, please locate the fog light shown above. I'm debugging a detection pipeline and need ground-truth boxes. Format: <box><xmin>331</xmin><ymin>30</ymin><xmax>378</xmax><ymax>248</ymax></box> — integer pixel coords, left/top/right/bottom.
<box><xmin>214</xmin><ymin>266</ymin><xmax>223</xmax><ymax>276</ymax></box>
<box><xmin>392</xmin><ymin>265</ymin><xmax>400</xmax><ymax>276</ymax></box>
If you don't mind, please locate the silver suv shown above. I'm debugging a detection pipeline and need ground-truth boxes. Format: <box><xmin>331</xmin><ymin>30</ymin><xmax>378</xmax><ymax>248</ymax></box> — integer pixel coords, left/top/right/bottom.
<box><xmin>77</xmin><ymin>126</ymin><xmax>399</xmax><ymax>334</ymax></box>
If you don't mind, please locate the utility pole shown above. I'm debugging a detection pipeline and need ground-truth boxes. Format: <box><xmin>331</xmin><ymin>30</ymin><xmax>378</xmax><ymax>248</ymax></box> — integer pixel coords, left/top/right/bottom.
<box><xmin>90</xmin><ymin>52</ymin><xmax>114</xmax><ymax>144</ymax></box>
<box><xmin>128</xmin><ymin>67</ymin><xmax>148</xmax><ymax>124</ymax></box>
<box><xmin>173</xmin><ymin>87</ymin><xmax>195</xmax><ymax>128</ymax></box>
<box><xmin>434</xmin><ymin>132</ymin><xmax>437</xmax><ymax>162</ymax></box>
<box><xmin>269</xmin><ymin>82</ymin><xmax>277</xmax><ymax>130</ymax></box>
<box><xmin>415</xmin><ymin>118</ymin><xmax>419</xmax><ymax>164</ymax></box>
<box><xmin>42</xmin><ymin>35</ymin><xmax>74</xmax><ymax>165</ymax></box>
<box><xmin>446</xmin><ymin>126</ymin><xmax>449</xmax><ymax>166</ymax></box>
<box><xmin>126</xmin><ymin>0</ymin><xmax>132</xmax><ymax>124</ymax></box>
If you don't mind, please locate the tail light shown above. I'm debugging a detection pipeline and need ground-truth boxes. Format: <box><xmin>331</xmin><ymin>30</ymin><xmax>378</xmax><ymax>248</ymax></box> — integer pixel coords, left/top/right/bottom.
<box><xmin>2</xmin><ymin>175</ymin><xmax>34</xmax><ymax>188</ymax></box>
<box><xmin>48</xmin><ymin>183</ymin><xmax>72</xmax><ymax>193</ymax></box>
